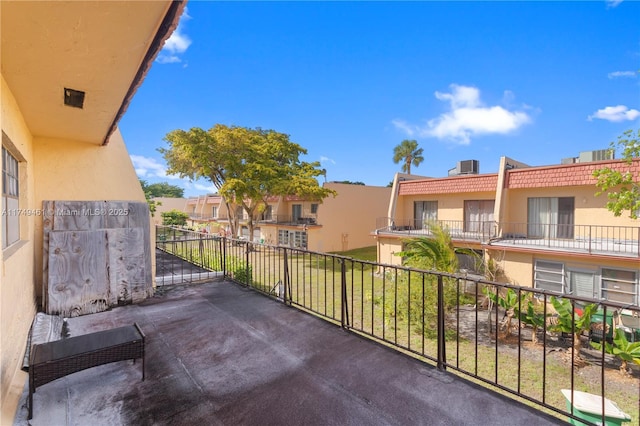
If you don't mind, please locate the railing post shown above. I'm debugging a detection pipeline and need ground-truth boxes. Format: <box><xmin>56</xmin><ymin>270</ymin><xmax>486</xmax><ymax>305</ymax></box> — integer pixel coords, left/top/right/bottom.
<box><xmin>340</xmin><ymin>259</ymin><xmax>349</xmax><ymax>329</ymax></box>
<box><xmin>588</xmin><ymin>225</ymin><xmax>592</xmax><ymax>254</ymax></box>
<box><xmin>198</xmin><ymin>233</ymin><xmax>204</xmax><ymax>267</ymax></box>
<box><xmin>220</xmin><ymin>236</ymin><xmax>226</xmax><ymax>278</ymax></box>
<box><xmin>437</xmin><ymin>274</ymin><xmax>446</xmax><ymax>371</ymax></box>
<box><xmin>283</xmin><ymin>248</ymin><xmax>289</xmax><ymax>305</ymax></box>
<box><xmin>245</xmin><ymin>240</ymin><xmax>250</xmax><ymax>287</ymax></box>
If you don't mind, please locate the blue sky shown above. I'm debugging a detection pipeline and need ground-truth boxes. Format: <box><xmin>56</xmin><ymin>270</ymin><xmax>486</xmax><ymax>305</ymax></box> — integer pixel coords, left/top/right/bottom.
<box><xmin>120</xmin><ymin>1</ymin><xmax>640</xmax><ymax>197</ymax></box>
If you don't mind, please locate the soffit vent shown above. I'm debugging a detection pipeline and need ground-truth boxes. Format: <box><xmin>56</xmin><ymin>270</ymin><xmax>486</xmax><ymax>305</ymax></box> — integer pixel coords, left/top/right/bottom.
<box><xmin>64</xmin><ymin>88</ymin><xmax>85</xmax><ymax>109</ymax></box>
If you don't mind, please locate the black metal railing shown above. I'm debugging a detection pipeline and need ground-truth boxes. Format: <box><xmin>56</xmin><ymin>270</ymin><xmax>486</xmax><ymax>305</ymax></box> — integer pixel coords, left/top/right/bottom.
<box><xmin>376</xmin><ymin>218</ymin><xmax>640</xmax><ymax>258</ymax></box>
<box><xmin>156</xmin><ymin>225</ymin><xmax>640</xmax><ymax>425</ymax></box>
<box><xmin>257</xmin><ymin>214</ymin><xmax>318</xmax><ymax>225</ymax></box>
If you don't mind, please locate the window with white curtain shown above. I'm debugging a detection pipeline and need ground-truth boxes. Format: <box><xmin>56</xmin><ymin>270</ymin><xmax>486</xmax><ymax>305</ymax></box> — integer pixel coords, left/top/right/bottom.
<box><xmin>527</xmin><ymin>197</ymin><xmax>574</xmax><ymax>239</ymax></box>
<box><xmin>464</xmin><ymin>200</ymin><xmax>494</xmax><ymax>234</ymax></box>
<box><xmin>414</xmin><ymin>201</ymin><xmax>437</xmax><ymax>229</ymax></box>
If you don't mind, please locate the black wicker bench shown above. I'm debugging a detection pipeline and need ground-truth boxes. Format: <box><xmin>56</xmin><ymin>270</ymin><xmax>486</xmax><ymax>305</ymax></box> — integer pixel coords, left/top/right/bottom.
<box><xmin>28</xmin><ymin>323</ymin><xmax>145</xmax><ymax>420</ymax></box>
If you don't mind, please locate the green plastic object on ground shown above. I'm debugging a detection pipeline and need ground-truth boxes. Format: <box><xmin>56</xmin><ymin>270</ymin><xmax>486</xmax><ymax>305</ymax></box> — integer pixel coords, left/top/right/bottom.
<box><xmin>561</xmin><ymin>389</ymin><xmax>631</xmax><ymax>426</ymax></box>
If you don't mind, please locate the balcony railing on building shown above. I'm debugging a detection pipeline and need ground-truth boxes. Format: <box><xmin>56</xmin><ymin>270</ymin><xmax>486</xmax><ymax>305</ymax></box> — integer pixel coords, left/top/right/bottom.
<box><xmin>376</xmin><ymin>218</ymin><xmax>640</xmax><ymax>258</ymax></box>
<box><xmin>257</xmin><ymin>214</ymin><xmax>318</xmax><ymax>226</ymax></box>
<box><xmin>188</xmin><ymin>213</ymin><xmax>222</xmax><ymax>221</ymax></box>
<box><xmin>156</xmin><ymin>225</ymin><xmax>640</xmax><ymax>425</ymax></box>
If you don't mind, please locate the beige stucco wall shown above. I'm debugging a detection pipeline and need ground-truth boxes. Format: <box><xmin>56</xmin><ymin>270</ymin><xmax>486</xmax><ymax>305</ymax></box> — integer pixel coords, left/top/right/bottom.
<box><xmin>152</xmin><ymin>197</ymin><xmax>187</xmax><ymax>225</ymax></box>
<box><xmin>2</xmin><ymin>73</ymin><xmax>150</xmax><ymax>419</ymax></box>
<box><xmin>1</xmin><ymin>76</ymin><xmax>38</xmax><ymax>424</ymax></box>
<box><xmin>31</xmin><ymin>128</ymin><xmax>147</xmax><ymax>300</ymax></box>
<box><xmin>309</xmin><ymin>183</ymin><xmax>391</xmax><ymax>253</ymax></box>
<box><xmin>397</xmin><ymin>191</ymin><xmax>495</xmax><ymax>225</ymax></box>
<box><xmin>495</xmin><ymin>249</ymin><xmax>640</xmax><ymax>290</ymax></box>
<box><xmin>506</xmin><ymin>186</ymin><xmax>638</xmax><ymax>229</ymax></box>
<box><xmin>376</xmin><ymin>236</ymin><xmax>404</xmax><ymax>266</ymax></box>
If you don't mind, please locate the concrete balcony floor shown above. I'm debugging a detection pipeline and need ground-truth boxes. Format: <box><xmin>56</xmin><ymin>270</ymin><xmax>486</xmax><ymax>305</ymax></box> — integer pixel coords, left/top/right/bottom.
<box><xmin>14</xmin><ymin>280</ymin><xmax>564</xmax><ymax>425</ymax></box>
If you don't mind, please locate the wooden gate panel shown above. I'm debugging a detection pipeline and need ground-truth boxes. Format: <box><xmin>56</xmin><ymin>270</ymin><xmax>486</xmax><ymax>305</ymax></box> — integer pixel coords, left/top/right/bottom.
<box><xmin>43</xmin><ymin>200</ymin><xmax>153</xmax><ymax>315</ymax></box>
<box><xmin>106</xmin><ymin>228</ymin><xmax>147</xmax><ymax>305</ymax></box>
<box><xmin>47</xmin><ymin>230</ymin><xmax>109</xmax><ymax>317</ymax></box>
<box><xmin>51</xmin><ymin>200</ymin><xmax>106</xmax><ymax>231</ymax></box>
<box><xmin>126</xmin><ymin>201</ymin><xmax>152</xmax><ymax>293</ymax></box>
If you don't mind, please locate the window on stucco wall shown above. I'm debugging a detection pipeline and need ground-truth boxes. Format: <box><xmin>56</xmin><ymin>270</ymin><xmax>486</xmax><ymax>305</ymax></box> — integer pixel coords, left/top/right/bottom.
<box><xmin>2</xmin><ymin>139</ymin><xmax>21</xmax><ymax>249</ymax></box>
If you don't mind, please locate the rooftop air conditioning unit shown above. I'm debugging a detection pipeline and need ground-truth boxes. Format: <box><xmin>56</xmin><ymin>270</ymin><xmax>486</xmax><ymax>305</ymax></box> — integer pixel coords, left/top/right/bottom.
<box><xmin>458</xmin><ymin>160</ymin><xmax>479</xmax><ymax>175</ymax></box>
<box><xmin>578</xmin><ymin>149</ymin><xmax>614</xmax><ymax>163</ymax></box>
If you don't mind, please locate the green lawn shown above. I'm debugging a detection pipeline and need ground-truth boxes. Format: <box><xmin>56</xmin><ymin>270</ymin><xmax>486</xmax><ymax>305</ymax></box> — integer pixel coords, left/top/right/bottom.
<box><xmin>329</xmin><ymin>245</ymin><xmax>377</xmax><ymax>262</ymax></box>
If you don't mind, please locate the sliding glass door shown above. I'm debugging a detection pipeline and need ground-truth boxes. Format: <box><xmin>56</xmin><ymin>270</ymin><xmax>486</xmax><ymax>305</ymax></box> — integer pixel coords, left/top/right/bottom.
<box><xmin>527</xmin><ymin>197</ymin><xmax>574</xmax><ymax>239</ymax></box>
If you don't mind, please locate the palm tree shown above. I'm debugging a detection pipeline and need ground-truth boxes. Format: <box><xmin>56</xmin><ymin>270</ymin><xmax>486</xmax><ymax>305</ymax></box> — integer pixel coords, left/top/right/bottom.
<box><xmin>397</xmin><ymin>221</ymin><xmax>457</xmax><ymax>272</ymax></box>
<box><xmin>393</xmin><ymin>139</ymin><xmax>424</xmax><ymax>175</ymax></box>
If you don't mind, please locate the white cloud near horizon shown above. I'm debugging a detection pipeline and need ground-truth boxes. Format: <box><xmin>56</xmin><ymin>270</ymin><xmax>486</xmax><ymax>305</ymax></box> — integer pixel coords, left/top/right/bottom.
<box><xmin>320</xmin><ymin>156</ymin><xmax>336</xmax><ymax>165</ymax></box>
<box><xmin>157</xmin><ymin>8</ymin><xmax>192</xmax><ymax>64</ymax></box>
<box><xmin>131</xmin><ymin>155</ymin><xmax>219</xmax><ymax>197</ymax></box>
<box><xmin>588</xmin><ymin>105</ymin><xmax>640</xmax><ymax>122</ymax></box>
<box><xmin>607</xmin><ymin>70</ymin><xmax>637</xmax><ymax>79</ymax></box>
<box><xmin>605</xmin><ymin>0</ymin><xmax>623</xmax><ymax>8</ymax></box>
<box><xmin>130</xmin><ymin>155</ymin><xmax>181</xmax><ymax>180</ymax></box>
<box><xmin>393</xmin><ymin>84</ymin><xmax>532</xmax><ymax>145</ymax></box>
<box><xmin>193</xmin><ymin>183</ymin><xmax>217</xmax><ymax>193</ymax></box>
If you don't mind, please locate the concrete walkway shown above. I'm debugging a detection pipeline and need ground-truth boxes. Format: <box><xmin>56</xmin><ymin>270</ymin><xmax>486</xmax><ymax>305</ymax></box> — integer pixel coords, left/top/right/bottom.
<box><xmin>15</xmin><ymin>280</ymin><xmax>565</xmax><ymax>425</ymax></box>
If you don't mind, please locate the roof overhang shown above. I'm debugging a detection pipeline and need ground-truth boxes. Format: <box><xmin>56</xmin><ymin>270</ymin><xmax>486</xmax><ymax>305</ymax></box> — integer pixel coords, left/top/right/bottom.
<box><xmin>1</xmin><ymin>0</ymin><xmax>185</xmax><ymax>145</ymax></box>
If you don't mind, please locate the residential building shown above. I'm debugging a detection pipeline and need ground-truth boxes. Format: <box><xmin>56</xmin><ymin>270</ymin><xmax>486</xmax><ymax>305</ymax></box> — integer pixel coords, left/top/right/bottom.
<box><xmin>185</xmin><ymin>182</ymin><xmax>392</xmax><ymax>252</ymax></box>
<box><xmin>185</xmin><ymin>193</ymin><xmax>229</xmax><ymax>229</ymax></box>
<box><xmin>152</xmin><ymin>197</ymin><xmax>188</xmax><ymax>225</ymax></box>
<box><xmin>376</xmin><ymin>156</ymin><xmax>640</xmax><ymax>306</ymax></box>
<box><xmin>0</xmin><ymin>1</ymin><xmax>184</xmax><ymax>421</ymax></box>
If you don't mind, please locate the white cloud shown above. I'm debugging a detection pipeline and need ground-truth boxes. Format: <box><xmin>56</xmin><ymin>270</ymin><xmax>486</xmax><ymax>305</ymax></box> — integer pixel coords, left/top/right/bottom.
<box><xmin>607</xmin><ymin>71</ymin><xmax>637</xmax><ymax>79</ymax></box>
<box><xmin>390</xmin><ymin>119</ymin><xmax>417</xmax><ymax>137</ymax></box>
<box><xmin>320</xmin><ymin>156</ymin><xmax>336</xmax><ymax>165</ymax></box>
<box><xmin>130</xmin><ymin>155</ymin><xmax>181</xmax><ymax>180</ymax></box>
<box><xmin>606</xmin><ymin>0</ymin><xmax>623</xmax><ymax>8</ymax></box>
<box><xmin>194</xmin><ymin>183</ymin><xmax>217</xmax><ymax>193</ymax></box>
<box><xmin>394</xmin><ymin>84</ymin><xmax>532</xmax><ymax>145</ymax></box>
<box><xmin>156</xmin><ymin>55</ymin><xmax>182</xmax><ymax>64</ymax></box>
<box><xmin>156</xmin><ymin>8</ymin><xmax>192</xmax><ymax>64</ymax></box>
<box><xmin>588</xmin><ymin>105</ymin><xmax>640</xmax><ymax>122</ymax></box>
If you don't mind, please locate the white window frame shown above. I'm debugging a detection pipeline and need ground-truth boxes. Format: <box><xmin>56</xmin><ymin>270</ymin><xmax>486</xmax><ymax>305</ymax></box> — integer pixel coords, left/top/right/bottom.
<box><xmin>568</xmin><ymin>269</ymin><xmax>596</xmax><ymax>300</ymax></box>
<box><xmin>527</xmin><ymin>197</ymin><xmax>574</xmax><ymax>239</ymax></box>
<box><xmin>464</xmin><ymin>200</ymin><xmax>495</xmax><ymax>234</ymax></box>
<box><xmin>414</xmin><ymin>201</ymin><xmax>438</xmax><ymax>229</ymax></box>
<box><xmin>278</xmin><ymin>229</ymin><xmax>290</xmax><ymax>246</ymax></box>
<box><xmin>292</xmin><ymin>204</ymin><xmax>302</xmax><ymax>222</ymax></box>
<box><xmin>534</xmin><ymin>260</ymin><xmax>567</xmax><ymax>294</ymax></box>
<box><xmin>600</xmin><ymin>267</ymin><xmax>638</xmax><ymax>306</ymax></box>
<box><xmin>2</xmin><ymin>143</ymin><xmax>20</xmax><ymax>249</ymax></box>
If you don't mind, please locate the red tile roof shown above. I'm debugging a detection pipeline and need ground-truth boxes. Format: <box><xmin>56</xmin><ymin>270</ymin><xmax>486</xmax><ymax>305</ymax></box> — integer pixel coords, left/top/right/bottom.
<box><xmin>506</xmin><ymin>159</ymin><xmax>640</xmax><ymax>189</ymax></box>
<box><xmin>398</xmin><ymin>174</ymin><xmax>498</xmax><ymax>195</ymax></box>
